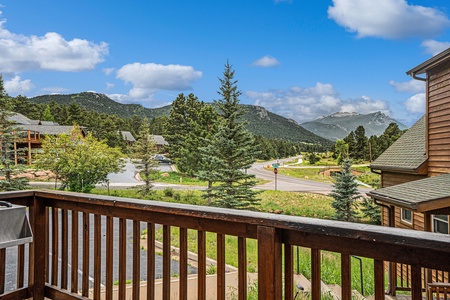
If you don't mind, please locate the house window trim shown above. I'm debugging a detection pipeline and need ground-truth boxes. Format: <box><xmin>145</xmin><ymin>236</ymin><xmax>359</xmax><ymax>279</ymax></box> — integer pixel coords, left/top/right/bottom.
<box><xmin>432</xmin><ymin>215</ymin><xmax>449</xmax><ymax>234</ymax></box>
<box><xmin>400</xmin><ymin>208</ymin><xmax>413</xmax><ymax>226</ymax></box>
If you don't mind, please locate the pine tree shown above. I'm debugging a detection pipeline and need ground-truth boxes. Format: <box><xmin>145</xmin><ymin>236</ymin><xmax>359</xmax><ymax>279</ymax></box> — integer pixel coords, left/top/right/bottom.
<box><xmin>42</xmin><ymin>105</ymin><xmax>55</xmax><ymax>122</ymax></box>
<box><xmin>329</xmin><ymin>159</ymin><xmax>360</xmax><ymax>222</ymax></box>
<box><xmin>199</xmin><ymin>61</ymin><xmax>260</xmax><ymax>209</ymax></box>
<box><xmin>0</xmin><ymin>75</ymin><xmax>28</xmax><ymax>191</ymax></box>
<box><xmin>131</xmin><ymin>120</ymin><xmax>159</xmax><ymax>195</ymax></box>
<box><xmin>354</xmin><ymin>125</ymin><xmax>368</xmax><ymax>160</ymax></box>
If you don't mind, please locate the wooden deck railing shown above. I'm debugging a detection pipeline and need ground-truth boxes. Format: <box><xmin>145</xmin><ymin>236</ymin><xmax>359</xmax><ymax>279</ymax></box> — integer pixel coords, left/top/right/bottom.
<box><xmin>1</xmin><ymin>190</ymin><xmax>450</xmax><ymax>300</ymax></box>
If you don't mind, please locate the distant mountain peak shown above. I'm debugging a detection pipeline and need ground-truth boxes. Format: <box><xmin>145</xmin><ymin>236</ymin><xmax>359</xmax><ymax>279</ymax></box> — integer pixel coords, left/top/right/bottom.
<box><xmin>301</xmin><ymin>111</ymin><xmax>407</xmax><ymax>141</ymax></box>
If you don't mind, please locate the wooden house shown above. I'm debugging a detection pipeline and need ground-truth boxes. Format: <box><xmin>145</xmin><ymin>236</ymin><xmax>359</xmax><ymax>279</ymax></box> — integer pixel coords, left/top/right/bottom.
<box><xmin>8</xmin><ymin>113</ymin><xmax>83</xmax><ymax>165</ymax></box>
<box><xmin>368</xmin><ymin>47</ymin><xmax>450</xmax><ymax>295</ymax></box>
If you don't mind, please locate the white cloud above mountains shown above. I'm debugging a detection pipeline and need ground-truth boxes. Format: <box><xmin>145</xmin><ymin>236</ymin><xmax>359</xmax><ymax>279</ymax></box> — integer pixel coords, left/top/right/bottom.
<box><xmin>4</xmin><ymin>75</ymin><xmax>33</xmax><ymax>95</ymax></box>
<box><xmin>246</xmin><ymin>82</ymin><xmax>390</xmax><ymax>123</ymax></box>
<box><xmin>328</xmin><ymin>0</ymin><xmax>450</xmax><ymax>39</ymax></box>
<box><xmin>404</xmin><ymin>93</ymin><xmax>425</xmax><ymax>113</ymax></box>
<box><xmin>389</xmin><ymin>79</ymin><xmax>425</xmax><ymax>93</ymax></box>
<box><xmin>252</xmin><ymin>55</ymin><xmax>280</xmax><ymax>67</ymax></box>
<box><xmin>115</xmin><ymin>62</ymin><xmax>202</xmax><ymax>99</ymax></box>
<box><xmin>0</xmin><ymin>13</ymin><xmax>108</xmax><ymax>73</ymax></box>
<box><xmin>421</xmin><ymin>40</ymin><xmax>450</xmax><ymax>56</ymax></box>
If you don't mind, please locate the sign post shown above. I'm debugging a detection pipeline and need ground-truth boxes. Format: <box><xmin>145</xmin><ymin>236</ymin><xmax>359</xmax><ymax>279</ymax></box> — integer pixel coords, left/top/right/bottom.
<box><xmin>274</xmin><ymin>167</ymin><xmax>278</xmax><ymax>191</ymax></box>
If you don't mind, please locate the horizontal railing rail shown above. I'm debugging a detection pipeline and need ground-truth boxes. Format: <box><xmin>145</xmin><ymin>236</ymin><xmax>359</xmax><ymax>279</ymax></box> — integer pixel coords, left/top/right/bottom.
<box><xmin>1</xmin><ymin>190</ymin><xmax>450</xmax><ymax>300</ymax></box>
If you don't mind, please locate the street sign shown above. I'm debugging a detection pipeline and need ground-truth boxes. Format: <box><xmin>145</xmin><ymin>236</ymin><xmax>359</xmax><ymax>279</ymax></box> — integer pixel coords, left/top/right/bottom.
<box><xmin>272</xmin><ymin>163</ymin><xmax>280</xmax><ymax>168</ymax></box>
<box><xmin>274</xmin><ymin>168</ymin><xmax>278</xmax><ymax>174</ymax></box>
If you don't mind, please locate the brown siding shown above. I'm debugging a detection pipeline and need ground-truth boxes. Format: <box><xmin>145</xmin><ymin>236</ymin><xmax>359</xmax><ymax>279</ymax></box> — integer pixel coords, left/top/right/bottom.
<box><xmin>428</xmin><ymin>62</ymin><xmax>450</xmax><ymax>176</ymax></box>
<box><xmin>381</xmin><ymin>172</ymin><xmax>427</xmax><ymax>188</ymax></box>
<box><xmin>392</xmin><ymin>207</ymin><xmax>425</xmax><ymax>231</ymax></box>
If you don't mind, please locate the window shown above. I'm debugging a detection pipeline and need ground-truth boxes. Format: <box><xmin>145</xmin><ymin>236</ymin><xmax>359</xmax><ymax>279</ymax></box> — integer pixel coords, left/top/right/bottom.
<box><xmin>401</xmin><ymin>209</ymin><xmax>413</xmax><ymax>224</ymax></box>
<box><xmin>432</xmin><ymin>215</ymin><xmax>449</xmax><ymax>234</ymax></box>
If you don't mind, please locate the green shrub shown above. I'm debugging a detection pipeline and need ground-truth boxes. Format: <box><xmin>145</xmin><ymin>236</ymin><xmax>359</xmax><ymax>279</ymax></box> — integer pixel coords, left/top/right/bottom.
<box><xmin>163</xmin><ymin>187</ymin><xmax>174</xmax><ymax>197</ymax></box>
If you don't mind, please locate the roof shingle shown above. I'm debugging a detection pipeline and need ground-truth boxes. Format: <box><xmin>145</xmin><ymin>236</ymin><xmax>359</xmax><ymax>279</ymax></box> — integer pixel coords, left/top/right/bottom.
<box><xmin>370</xmin><ymin>116</ymin><xmax>426</xmax><ymax>173</ymax></box>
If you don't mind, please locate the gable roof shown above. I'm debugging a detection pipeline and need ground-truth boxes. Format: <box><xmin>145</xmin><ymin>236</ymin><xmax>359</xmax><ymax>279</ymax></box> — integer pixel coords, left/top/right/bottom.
<box><xmin>370</xmin><ymin>116</ymin><xmax>426</xmax><ymax>173</ymax></box>
<box><xmin>367</xmin><ymin>173</ymin><xmax>450</xmax><ymax>213</ymax></box>
<box><xmin>120</xmin><ymin>131</ymin><xmax>136</xmax><ymax>142</ymax></box>
<box><xmin>153</xmin><ymin>135</ymin><xmax>168</xmax><ymax>146</ymax></box>
<box><xmin>406</xmin><ymin>47</ymin><xmax>450</xmax><ymax>77</ymax></box>
<box><xmin>17</xmin><ymin>124</ymin><xmax>76</xmax><ymax>135</ymax></box>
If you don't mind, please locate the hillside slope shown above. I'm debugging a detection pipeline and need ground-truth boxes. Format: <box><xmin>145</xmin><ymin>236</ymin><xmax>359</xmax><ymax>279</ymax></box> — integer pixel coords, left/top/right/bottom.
<box><xmin>29</xmin><ymin>92</ymin><xmax>332</xmax><ymax>145</ymax></box>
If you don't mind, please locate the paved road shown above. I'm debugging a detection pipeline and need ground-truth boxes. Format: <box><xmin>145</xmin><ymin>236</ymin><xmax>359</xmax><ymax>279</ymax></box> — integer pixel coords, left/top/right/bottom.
<box><xmin>249</xmin><ymin>157</ymin><xmax>373</xmax><ymax>195</ymax></box>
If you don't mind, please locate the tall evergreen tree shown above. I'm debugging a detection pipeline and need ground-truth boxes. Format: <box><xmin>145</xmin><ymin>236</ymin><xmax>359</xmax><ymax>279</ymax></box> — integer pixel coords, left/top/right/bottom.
<box><xmin>131</xmin><ymin>120</ymin><xmax>159</xmax><ymax>195</ymax></box>
<box><xmin>0</xmin><ymin>75</ymin><xmax>28</xmax><ymax>191</ymax></box>
<box><xmin>199</xmin><ymin>62</ymin><xmax>260</xmax><ymax>209</ymax></box>
<box><xmin>165</xmin><ymin>93</ymin><xmax>204</xmax><ymax>173</ymax></box>
<box><xmin>329</xmin><ymin>159</ymin><xmax>360</xmax><ymax>222</ymax></box>
<box><xmin>354</xmin><ymin>125</ymin><xmax>368</xmax><ymax>160</ymax></box>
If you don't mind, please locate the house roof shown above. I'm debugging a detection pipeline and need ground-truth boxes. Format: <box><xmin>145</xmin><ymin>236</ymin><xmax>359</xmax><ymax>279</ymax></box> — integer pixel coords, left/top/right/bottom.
<box><xmin>120</xmin><ymin>131</ymin><xmax>136</xmax><ymax>142</ymax></box>
<box><xmin>17</xmin><ymin>124</ymin><xmax>75</xmax><ymax>135</ymax></box>
<box><xmin>406</xmin><ymin>47</ymin><xmax>450</xmax><ymax>77</ymax></box>
<box><xmin>153</xmin><ymin>135</ymin><xmax>168</xmax><ymax>146</ymax></box>
<box><xmin>367</xmin><ymin>174</ymin><xmax>450</xmax><ymax>213</ymax></box>
<box><xmin>9</xmin><ymin>113</ymin><xmax>33</xmax><ymax>125</ymax></box>
<box><xmin>370</xmin><ymin>116</ymin><xmax>426</xmax><ymax>173</ymax></box>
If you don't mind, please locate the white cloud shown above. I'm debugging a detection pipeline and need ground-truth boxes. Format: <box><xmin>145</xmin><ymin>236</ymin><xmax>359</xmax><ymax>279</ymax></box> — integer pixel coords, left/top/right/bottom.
<box><xmin>404</xmin><ymin>93</ymin><xmax>425</xmax><ymax>113</ymax></box>
<box><xmin>4</xmin><ymin>75</ymin><xmax>33</xmax><ymax>94</ymax></box>
<box><xmin>116</xmin><ymin>62</ymin><xmax>202</xmax><ymax>99</ymax></box>
<box><xmin>103</xmin><ymin>68</ymin><xmax>115</xmax><ymax>75</ymax></box>
<box><xmin>328</xmin><ymin>0</ymin><xmax>450</xmax><ymax>39</ymax></box>
<box><xmin>421</xmin><ymin>39</ymin><xmax>450</xmax><ymax>56</ymax></box>
<box><xmin>41</xmin><ymin>87</ymin><xmax>70</xmax><ymax>94</ymax></box>
<box><xmin>389</xmin><ymin>79</ymin><xmax>425</xmax><ymax>93</ymax></box>
<box><xmin>0</xmin><ymin>14</ymin><xmax>108</xmax><ymax>72</ymax></box>
<box><xmin>106</xmin><ymin>82</ymin><xmax>114</xmax><ymax>89</ymax></box>
<box><xmin>246</xmin><ymin>82</ymin><xmax>391</xmax><ymax>123</ymax></box>
<box><xmin>252</xmin><ymin>55</ymin><xmax>280</xmax><ymax>67</ymax></box>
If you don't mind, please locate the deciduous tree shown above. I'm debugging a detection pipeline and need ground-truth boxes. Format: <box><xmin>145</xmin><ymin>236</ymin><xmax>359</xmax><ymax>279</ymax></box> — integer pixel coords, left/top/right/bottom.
<box><xmin>36</xmin><ymin>126</ymin><xmax>124</xmax><ymax>193</ymax></box>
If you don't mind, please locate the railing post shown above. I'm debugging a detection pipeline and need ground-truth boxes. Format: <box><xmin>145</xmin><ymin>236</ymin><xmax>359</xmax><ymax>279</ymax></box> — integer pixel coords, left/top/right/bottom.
<box><xmin>257</xmin><ymin>226</ymin><xmax>282</xmax><ymax>300</ymax></box>
<box><xmin>32</xmin><ymin>195</ymin><xmax>46</xmax><ymax>300</ymax></box>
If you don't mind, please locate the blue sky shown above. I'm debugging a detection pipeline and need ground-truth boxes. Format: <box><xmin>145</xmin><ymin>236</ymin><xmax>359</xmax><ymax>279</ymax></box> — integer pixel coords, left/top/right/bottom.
<box><xmin>1</xmin><ymin>0</ymin><xmax>450</xmax><ymax>126</ymax></box>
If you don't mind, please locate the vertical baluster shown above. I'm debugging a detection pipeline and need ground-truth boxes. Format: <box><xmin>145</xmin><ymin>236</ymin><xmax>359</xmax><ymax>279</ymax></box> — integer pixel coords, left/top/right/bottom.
<box><xmin>341</xmin><ymin>254</ymin><xmax>351</xmax><ymax>300</ymax></box>
<box><xmin>105</xmin><ymin>216</ymin><xmax>113</xmax><ymax>300</ymax></box>
<box><xmin>33</xmin><ymin>194</ymin><xmax>46</xmax><ymax>300</ymax></box>
<box><xmin>374</xmin><ymin>259</ymin><xmax>385</xmax><ymax>300</ymax></box>
<box><xmin>179</xmin><ymin>227</ymin><xmax>188</xmax><ymax>300</ymax></box>
<box><xmin>238</xmin><ymin>237</ymin><xmax>247</xmax><ymax>300</ymax></box>
<box><xmin>284</xmin><ymin>244</ymin><xmax>293</xmax><ymax>300</ymax></box>
<box><xmin>411</xmin><ymin>265</ymin><xmax>422</xmax><ymax>300</ymax></box>
<box><xmin>163</xmin><ymin>225</ymin><xmax>171</xmax><ymax>300</ymax></box>
<box><xmin>28</xmin><ymin>205</ymin><xmax>35</xmax><ymax>286</ymax></box>
<box><xmin>217</xmin><ymin>233</ymin><xmax>226</xmax><ymax>300</ymax></box>
<box><xmin>82</xmin><ymin>212</ymin><xmax>89</xmax><ymax>297</ymax></box>
<box><xmin>133</xmin><ymin>220</ymin><xmax>140</xmax><ymax>300</ymax></box>
<box><xmin>61</xmin><ymin>209</ymin><xmax>68</xmax><ymax>289</ymax></box>
<box><xmin>0</xmin><ymin>248</ymin><xmax>5</xmax><ymax>294</ymax></box>
<box><xmin>257</xmin><ymin>226</ymin><xmax>282</xmax><ymax>300</ymax></box>
<box><xmin>147</xmin><ymin>223</ymin><xmax>155</xmax><ymax>300</ymax></box>
<box><xmin>51</xmin><ymin>208</ymin><xmax>59</xmax><ymax>286</ymax></box>
<box><xmin>17</xmin><ymin>245</ymin><xmax>25</xmax><ymax>288</ymax></box>
<box><xmin>197</xmin><ymin>230</ymin><xmax>206</xmax><ymax>300</ymax></box>
<box><xmin>45</xmin><ymin>208</ymin><xmax>49</xmax><ymax>283</ymax></box>
<box><xmin>93</xmin><ymin>214</ymin><xmax>101</xmax><ymax>299</ymax></box>
<box><xmin>71</xmin><ymin>210</ymin><xmax>79</xmax><ymax>293</ymax></box>
<box><xmin>311</xmin><ymin>249</ymin><xmax>321</xmax><ymax>300</ymax></box>
<box><xmin>119</xmin><ymin>218</ymin><xmax>126</xmax><ymax>299</ymax></box>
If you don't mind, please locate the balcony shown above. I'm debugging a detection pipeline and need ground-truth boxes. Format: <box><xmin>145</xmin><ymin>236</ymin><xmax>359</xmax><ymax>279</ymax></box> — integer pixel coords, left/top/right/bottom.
<box><xmin>0</xmin><ymin>190</ymin><xmax>449</xmax><ymax>300</ymax></box>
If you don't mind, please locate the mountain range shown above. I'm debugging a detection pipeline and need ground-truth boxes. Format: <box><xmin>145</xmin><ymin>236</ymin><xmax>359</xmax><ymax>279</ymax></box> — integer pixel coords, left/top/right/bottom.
<box><xmin>301</xmin><ymin>111</ymin><xmax>408</xmax><ymax>141</ymax></box>
<box><xmin>29</xmin><ymin>92</ymin><xmax>332</xmax><ymax>145</ymax></box>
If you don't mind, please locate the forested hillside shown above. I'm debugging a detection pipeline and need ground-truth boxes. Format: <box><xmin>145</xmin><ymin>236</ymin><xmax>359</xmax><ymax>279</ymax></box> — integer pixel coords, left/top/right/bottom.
<box><xmin>29</xmin><ymin>92</ymin><xmax>332</xmax><ymax>146</ymax></box>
